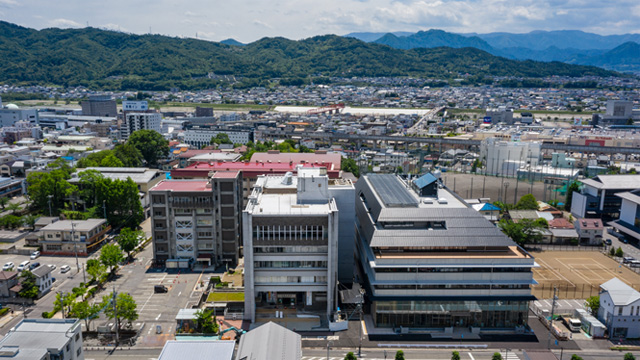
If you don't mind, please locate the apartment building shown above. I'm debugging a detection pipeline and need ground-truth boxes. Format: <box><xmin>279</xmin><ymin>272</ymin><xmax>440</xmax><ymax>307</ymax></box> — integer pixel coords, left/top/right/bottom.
<box><xmin>120</xmin><ymin>112</ymin><xmax>162</xmax><ymax>140</ymax></box>
<box><xmin>243</xmin><ymin>168</ymin><xmax>340</xmax><ymax>322</ymax></box>
<box><xmin>39</xmin><ymin>219</ymin><xmax>110</xmax><ymax>256</ymax></box>
<box><xmin>571</xmin><ymin>174</ymin><xmax>640</xmax><ymax>221</ymax></box>
<box><xmin>355</xmin><ymin>173</ymin><xmax>536</xmax><ymax>331</ymax></box>
<box><xmin>150</xmin><ymin>171</ymin><xmax>243</xmax><ymax>268</ymax></box>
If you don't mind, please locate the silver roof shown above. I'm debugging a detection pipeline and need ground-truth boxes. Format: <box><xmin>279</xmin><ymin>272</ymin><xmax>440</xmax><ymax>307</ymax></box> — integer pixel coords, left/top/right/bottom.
<box><xmin>616</xmin><ymin>190</ymin><xmax>640</xmax><ymax>205</ymax></box>
<box><xmin>367</xmin><ymin>174</ymin><xmax>418</xmax><ymax>207</ymax></box>
<box><xmin>40</xmin><ymin>219</ymin><xmax>106</xmax><ymax>232</ymax></box>
<box><xmin>236</xmin><ymin>322</ymin><xmax>301</xmax><ymax>360</ymax></box>
<box><xmin>600</xmin><ymin>278</ymin><xmax>640</xmax><ymax>306</ymax></box>
<box><xmin>0</xmin><ymin>319</ymin><xmax>79</xmax><ymax>355</ymax></box>
<box><xmin>582</xmin><ymin>175</ymin><xmax>640</xmax><ymax>190</ymax></box>
<box><xmin>158</xmin><ymin>340</ymin><xmax>235</xmax><ymax>360</ymax></box>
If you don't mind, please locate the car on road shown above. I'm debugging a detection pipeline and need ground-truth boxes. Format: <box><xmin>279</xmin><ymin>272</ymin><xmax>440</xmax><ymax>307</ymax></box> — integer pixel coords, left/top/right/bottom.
<box><xmin>30</xmin><ymin>251</ymin><xmax>40</xmax><ymax>260</ymax></box>
<box><xmin>16</xmin><ymin>261</ymin><xmax>30</xmax><ymax>272</ymax></box>
<box><xmin>2</xmin><ymin>262</ymin><xmax>14</xmax><ymax>271</ymax></box>
<box><xmin>604</xmin><ymin>239</ymin><xmax>612</xmax><ymax>246</ymax></box>
<box><xmin>29</xmin><ymin>262</ymin><xmax>40</xmax><ymax>270</ymax></box>
<box><xmin>60</xmin><ymin>265</ymin><xmax>71</xmax><ymax>273</ymax></box>
<box><xmin>156</xmin><ymin>325</ymin><xmax>162</xmax><ymax>334</ymax></box>
<box><xmin>48</xmin><ymin>264</ymin><xmax>56</xmax><ymax>271</ymax></box>
<box><xmin>623</xmin><ymin>256</ymin><xmax>635</xmax><ymax>264</ymax></box>
<box><xmin>154</xmin><ymin>285</ymin><xmax>168</xmax><ymax>293</ymax></box>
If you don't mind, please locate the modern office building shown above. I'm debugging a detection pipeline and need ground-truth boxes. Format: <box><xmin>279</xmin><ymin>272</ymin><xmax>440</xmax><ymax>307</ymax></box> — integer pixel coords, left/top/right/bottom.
<box><xmin>0</xmin><ymin>105</ymin><xmax>38</xmax><ymax>127</ymax></box>
<box><xmin>610</xmin><ymin>189</ymin><xmax>640</xmax><ymax>242</ymax></box>
<box><xmin>150</xmin><ymin>171</ymin><xmax>243</xmax><ymax>268</ymax></box>
<box><xmin>120</xmin><ymin>112</ymin><xmax>162</xmax><ymax>140</ymax></box>
<box><xmin>81</xmin><ymin>95</ymin><xmax>117</xmax><ymax>117</ymax></box>
<box><xmin>0</xmin><ymin>318</ymin><xmax>84</xmax><ymax>360</ymax></box>
<box><xmin>355</xmin><ymin>173</ymin><xmax>536</xmax><ymax>331</ymax></box>
<box><xmin>571</xmin><ymin>174</ymin><xmax>640</xmax><ymax>221</ymax></box>
<box><xmin>243</xmin><ymin>168</ymin><xmax>340</xmax><ymax>322</ymax></box>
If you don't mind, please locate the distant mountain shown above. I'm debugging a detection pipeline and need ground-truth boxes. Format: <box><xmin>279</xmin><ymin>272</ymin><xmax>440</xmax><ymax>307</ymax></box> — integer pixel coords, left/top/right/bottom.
<box><xmin>344</xmin><ymin>31</ymin><xmax>414</xmax><ymax>42</ymax></box>
<box><xmin>470</xmin><ymin>30</ymin><xmax>640</xmax><ymax>51</ymax></box>
<box><xmin>220</xmin><ymin>38</ymin><xmax>245</xmax><ymax>46</ymax></box>
<box><xmin>374</xmin><ymin>30</ymin><xmax>495</xmax><ymax>52</ymax></box>
<box><xmin>348</xmin><ymin>29</ymin><xmax>640</xmax><ymax>73</ymax></box>
<box><xmin>0</xmin><ymin>21</ymin><xmax>619</xmax><ymax>90</ymax></box>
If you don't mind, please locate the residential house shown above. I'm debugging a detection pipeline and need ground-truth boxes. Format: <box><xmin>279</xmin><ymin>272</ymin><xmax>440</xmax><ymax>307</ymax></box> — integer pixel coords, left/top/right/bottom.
<box><xmin>0</xmin><ymin>271</ymin><xmax>19</xmax><ymax>297</ymax></box>
<box><xmin>0</xmin><ymin>318</ymin><xmax>84</xmax><ymax>360</ymax></box>
<box><xmin>574</xmin><ymin>218</ymin><xmax>604</xmax><ymax>245</ymax></box>
<box><xmin>32</xmin><ymin>265</ymin><xmax>53</xmax><ymax>297</ymax></box>
<box><xmin>598</xmin><ymin>278</ymin><xmax>640</xmax><ymax>339</ymax></box>
<box><xmin>39</xmin><ymin>219</ymin><xmax>110</xmax><ymax>256</ymax></box>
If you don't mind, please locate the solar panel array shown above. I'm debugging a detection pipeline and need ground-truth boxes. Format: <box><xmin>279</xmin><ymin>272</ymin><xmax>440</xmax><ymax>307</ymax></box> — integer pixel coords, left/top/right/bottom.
<box><xmin>368</xmin><ymin>174</ymin><xmax>419</xmax><ymax>208</ymax></box>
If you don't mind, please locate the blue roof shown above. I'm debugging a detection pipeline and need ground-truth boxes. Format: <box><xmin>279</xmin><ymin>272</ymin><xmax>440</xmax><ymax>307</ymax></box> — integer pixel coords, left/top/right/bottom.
<box><xmin>479</xmin><ymin>203</ymin><xmax>501</xmax><ymax>211</ymax></box>
<box><xmin>413</xmin><ymin>173</ymin><xmax>437</xmax><ymax>189</ymax></box>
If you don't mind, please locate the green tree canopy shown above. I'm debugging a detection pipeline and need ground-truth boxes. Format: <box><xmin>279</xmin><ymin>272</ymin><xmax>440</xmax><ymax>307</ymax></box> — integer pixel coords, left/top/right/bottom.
<box><xmin>492</xmin><ymin>353</ymin><xmax>503</xmax><ymax>360</ymax></box>
<box><xmin>616</xmin><ymin>247</ymin><xmax>624</xmax><ymax>257</ymax></box>
<box><xmin>18</xmin><ymin>270</ymin><xmax>39</xmax><ymax>299</ymax></box>
<box><xmin>27</xmin><ymin>171</ymin><xmax>77</xmax><ymax>215</ymax></box>
<box><xmin>498</xmin><ymin>218</ymin><xmax>545</xmax><ymax>246</ymax></box>
<box><xmin>341</xmin><ymin>157</ymin><xmax>360</xmax><ymax>178</ymax></box>
<box><xmin>344</xmin><ymin>352</ymin><xmax>357</xmax><ymax>360</ymax></box>
<box><xmin>100</xmin><ymin>153</ymin><xmax>124</xmax><ymax>167</ymax></box>
<box><xmin>113</xmin><ymin>143</ymin><xmax>143</xmax><ymax>167</ymax></box>
<box><xmin>86</xmin><ymin>258</ymin><xmax>107</xmax><ymax>283</ymax></box>
<box><xmin>211</xmin><ymin>133</ymin><xmax>232</xmax><ymax>145</ymax></box>
<box><xmin>516</xmin><ymin>194</ymin><xmax>539</xmax><ymax>210</ymax></box>
<box><xmin>117</xmin><ymin>227</ymin><xmax>143</xmax><ymax>259</ymax></box>
<box><xmin>194</xmin><ymin>308</ymin><xmax>219</xmax><ymax>334</ymax></box>
<box><xmin>54</xmin><ymin>291</ymin><xmax>75</xmax><ymax>318</ymax></box>
<box><xmin>102</xmin><ymin>292</ymin><xmax>139</xmax><ymax>328</ymax></box>
<box><xmin>624</xmin><ymin>353</ymin><xmax>636</xmax><ymax>360</ymax></box>
<box><xmin>95</xmin><ymin>177</ymin><xmax>144</xmax><ymax>228</ymax></box>
<box><xmin>127</xmin><ymin>129</ymin><xmax>169</xmax><ymax>166</ymax></box>
<box><xmin>100</xmin><ymin>243</ymin><xmax>124</xmax><ymax>273</ymax></box>
<box><xmin>395</xmin><ymin>350</ymin><xmax>405</xmax><ymax>360</ymax></box>
<box><xmin>565</xmin><ymin>181</ymin><xmax>581</xmax><ymax>211</ymax></box>
<box><xmin>70</xmin><ymin>301</ymin><xmax>102</xmax><ymax>331</ymax></box>
<box><xmin>451</xmin><ymin>351</ymin><xmax>461</xmax><ymax>360</ymax></box>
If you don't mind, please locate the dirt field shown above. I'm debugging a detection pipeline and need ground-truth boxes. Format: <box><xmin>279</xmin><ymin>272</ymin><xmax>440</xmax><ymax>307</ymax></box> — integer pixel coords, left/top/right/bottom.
<box><xmin>439</xmin><ymin>172</ymin><xmax>564</xmax><ymax>204</ymax></box>
<box><xmin>531</xmin><ymin>250</ymin><xmax>640</xmax><ymax>299</ymax></box>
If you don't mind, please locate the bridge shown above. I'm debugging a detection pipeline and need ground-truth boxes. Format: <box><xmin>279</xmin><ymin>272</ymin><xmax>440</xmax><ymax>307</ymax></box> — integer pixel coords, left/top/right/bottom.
<box><xmin>260</xmin><ymin>130</ymin><xmax>640</xmax><ymax>155</ymax></box>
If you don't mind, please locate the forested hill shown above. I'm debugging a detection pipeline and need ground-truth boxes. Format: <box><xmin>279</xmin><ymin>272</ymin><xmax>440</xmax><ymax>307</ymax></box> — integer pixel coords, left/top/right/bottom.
<box><xmin>0</xmin><ymin>21</ymin><xmax>619</xmax><ymax>90</ymax></box>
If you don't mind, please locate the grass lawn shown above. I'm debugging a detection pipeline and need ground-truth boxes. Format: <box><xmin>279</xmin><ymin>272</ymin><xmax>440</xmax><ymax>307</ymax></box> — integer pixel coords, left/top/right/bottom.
<box><xmin>207</xmin><ymin>292</ymin><xmax>245</xmax><ymax>302</ymax></box>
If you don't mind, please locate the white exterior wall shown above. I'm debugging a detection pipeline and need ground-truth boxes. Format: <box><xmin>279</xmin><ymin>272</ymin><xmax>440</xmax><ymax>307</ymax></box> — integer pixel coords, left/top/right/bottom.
<box><xmin>35</xmin><ymin>272</ymin><xmax>53</xmax><ymax>296</ymax></box>
<box><xmin>184</xmin><ymin>129</ymin><xmax>251</xmax><ymax>147</ymax></box>
<box><xmin>620</xmin><ymin>199</ymin><xmax>638</xmax><ymax>225</ymax></box>
<box><xmin>480</xmin><ymin>138</ymin><xmax>541</xmax><ymax>176</ymax></box>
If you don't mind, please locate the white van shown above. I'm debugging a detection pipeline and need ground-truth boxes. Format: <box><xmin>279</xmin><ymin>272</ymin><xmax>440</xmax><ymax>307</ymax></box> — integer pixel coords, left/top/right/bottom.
<box><xmin>17</xmin><ymin>260</ymin><xmax>30</xmax><ymax>272</ymax></box>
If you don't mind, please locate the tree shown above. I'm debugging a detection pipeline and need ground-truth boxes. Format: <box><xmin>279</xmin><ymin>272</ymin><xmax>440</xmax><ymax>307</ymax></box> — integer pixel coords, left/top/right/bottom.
<box><xmin>54</xmin><ymin>292</ymin><xmax>75</xmax><ymax>318</ymax></box>
<box><xmin>194</xmin><ymin>308</ymin><xmax>219</xmax><ymax>334</ymax></box>
<box><xmin>516</xmin><ymin>194</ymin><xmax>539</xmax><ymax>210</ymax></box>
<box><xmin>344</xmin><ymin>352</ymin><xmax>357</xmax><ymax>360</ymax></box>
<box><xmin>18</xmin><ymin>270</ymin><xmax>39</xmax><ymax>299</ymax></box>
<box><xmin>117</xmin><ymin>227</ymin><xmax>143</xmax><ymax>260</ymax></box>
<box><xmin>100</xmin><ymin>244</ymin><xmax>124</xmax><ymax>274</ymax></box>
<box><xmin>6</xmin><ymin>202</ymin><xmax>20</xmax><ymax>215</ymax></box>
<box><xmin>86</xmin><ymin>258</ymin><xmax>106</xmax><ymax>283</ymax></box>
<box><xmin>210</xmin><ymin>133</ymin><xmax>232</xmax><ymax>145</ymax></box>
<box><xmin>96</xmin><ymin>177</ymin><xmax>144</xmax><ymax>228</ymax></box>
<box><xmin>616</xmin><ymin>247</ymin><xmax>624</xmax><ymax>258</ymax></box>
<box><xmin>498</xmin><ymin>218</ymin><xmax>545</xmax><ymax>246</ymax></box>
<box><xmin>585</xmin><ymin>296</ymin><xmax>600</xmax><ymax>315</ymax></box>
<box><xmin>451</xmin><ymin>351</ymin><xmax>461</xmax><ymax>360</ymax></box>
<box><xmin>0</xmin><ymin>215</ymin><xmax>23</xmax><ymax>229</ymax></box>
<box><xmin>610</xmin><ymin>247</ymin><xmax>616</xmax><ymax>256</ymax></box>
<box><xmin>624</xmin><ymin>353</ymin><xmax>636</xmax><ymax>360</ymax></box>
<box><xmin>77</xmin><ymin>170</ymin><xmax>105</xmax><ymax>208</ymax></box>
<box><xmin>395</xmin><ymin>350</ymin><xmax>405</xmax><ymax>360</ymax></box>
<box><xmin>0</xmin><ymin>197</ymin><xmax>8</xmax><ymax>209</ymax></box>
<box><xmin>102</xmin><ymin>292</ymin><xmax>138</xmax><ymax>329</ymax></box>
<box><xmin>565</xmin><ymin>181</ymin><xmax>580</xmax><ymax>211</ymax></box>
<box><xmin>492</xmin><ymin>353</ymin><xmax>503</xmax><ymax>360</ymax></box>
<box><xmin>127</xmin><ymin>129</ymin><xmax>169</xmax><ymax>166</ymax></box>
<box><xmin>570</xmin><ymin>355</ymin><xmax>583</xmax><ymax>360</ymax></box>
<box><xmin>100</xmin><ymin>153</ymin><xmax>124</xmax><ymax>167</ymax></box>
<box><xmin>23</xmin><ymin>214</ymin><xmax>37</xmax><ymax>231</ymax></box>
<box><xmin>27</xmin><ymin>171</ymin><xmax>77</xmax><ymax>215</ymax></box>
<box><xmin>113</xmin><ymin>143</ymin><xmax>143</xmax><ymax>167</ymax></box>
<box><xmin>341</xmin><ymin>157</ymin><xmax>360</xmax><ymax>178</ymax></box>
<box><xmin>70</xmin><ymin>301</ymin><xmax>102</xmax><ymax>331</ymax></box>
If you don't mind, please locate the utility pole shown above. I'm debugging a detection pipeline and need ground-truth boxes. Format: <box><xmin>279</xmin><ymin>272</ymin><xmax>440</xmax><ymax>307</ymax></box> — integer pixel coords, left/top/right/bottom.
<box><xmin>48</xmin><ymin>195</ymin><xmax>53</xmax><ymax>216</ymax></box>
<box><xmin>547</xmin><ymin>286</ymin><xmax>558</xmax><ymax>349</ymax></box>
<box><xmin>113</xmin><ymin>287</ymin><xmax>119</xmax><ymax>348</ymax></box>
<box><xmin>81</xmin><ymin>263</ymin><xmax>86</xmax><ymax>284</ymax></box>
<box><xmin>72</xmin><ymin>222</ymin><xmax>80</xmax><ymax>274</ymax></box>
<box><xmin>357</xmin><ymin>288</ymin><xmax>364</xmax><ymax>357</ymax></box>
<box><xmin>103</xmin><ymin>200</ymin><xmax>107</xmax><ymax>219</ymax></box>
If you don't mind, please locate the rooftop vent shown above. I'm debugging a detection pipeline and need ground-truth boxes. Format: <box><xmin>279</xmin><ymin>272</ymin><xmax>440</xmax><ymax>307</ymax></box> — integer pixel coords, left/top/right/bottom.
<box><xmin>437</xmin><ymin>198</ymin><xmax>448</xmax><ymax>204</ymax></box>
<box><xmin>281</xmin><ymin>172</ymin><xmax>293</xmax><ymax>185</ymax></box>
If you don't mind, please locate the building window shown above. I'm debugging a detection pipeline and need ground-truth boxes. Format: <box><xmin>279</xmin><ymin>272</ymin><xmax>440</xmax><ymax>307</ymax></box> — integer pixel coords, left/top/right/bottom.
<box><xmin>75</xmin><ymin>333</ymin><xmax>80</xmax><ymax>341</ymax></box>
<box><xmin>77</xmin><ymin>347</ymin><xmax>82</xmax><ymax>356</ymax></box>
<box><xmin>619</xmin><ymin>307</ymin><xmax>623</xmax><ymax>316</ymax></box>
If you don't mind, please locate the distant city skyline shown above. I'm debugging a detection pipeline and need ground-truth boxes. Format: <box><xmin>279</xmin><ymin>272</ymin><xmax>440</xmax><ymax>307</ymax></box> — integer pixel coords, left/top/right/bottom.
<box><xmin>1</xmin><ymin>0</ymin><xmax>639</xmax><ymax>43</ymax></box>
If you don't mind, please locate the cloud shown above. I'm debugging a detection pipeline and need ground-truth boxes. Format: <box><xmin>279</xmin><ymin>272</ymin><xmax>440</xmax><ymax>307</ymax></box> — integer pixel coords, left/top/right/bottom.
<box><xmin>0</xmin><ymin>0</ymin><xmax>17</xmax><ymax>7</ymax></box>
<box><xmin>253</xmin><ymin>19</ymin><xmax>273</xmax><ymax>29</ymax></box>
<box><xmin>47</xmin><ymin>18</ymin><xmax>82</xmax><ymax>28</ymax></box>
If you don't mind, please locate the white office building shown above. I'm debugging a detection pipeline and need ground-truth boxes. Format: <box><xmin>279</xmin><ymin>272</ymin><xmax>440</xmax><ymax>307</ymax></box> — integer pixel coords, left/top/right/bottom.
<box><xmin>243</xmin><ymin>168</ymin><xmax>340</xmax><ymax>322</ymax></box>
<box><xmin>120</xmin><ymin>112</ymin><xmax>162</xmax><ymax>140</ymax></box>
<box><xmin>480</xmin><ymin>138</ymin><xmax>541</xmax><ymax>176</ymax></box>
<box><xmin>183</xmin><ymin>129</ymin><xmax>252</xmax><ymax>148</ymax></box>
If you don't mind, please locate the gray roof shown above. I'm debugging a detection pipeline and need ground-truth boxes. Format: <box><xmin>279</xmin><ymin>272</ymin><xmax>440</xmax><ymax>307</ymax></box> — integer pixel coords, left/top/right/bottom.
<box><xmin>175</xmin><ymin>308</ymin><xmax>199</xmax><ymax>320</ymax></box>
<box><xmin>600</xmin><ymin>278</ymin><xmax>640</xmax><ymax>306</ymax></box>
<box><xmin>582</xmin><ymin>175</ymin><xmax>640</xmax><ymax>190</ymax></box>
<box><xmin>33</xmin><ymin>217</ymin><xmax>59</xmax><ymax>227</ymax></box>
<box><xmin>31</xmin><ymin>265</ymin><xmax>53</xmax><ymax>278</ymax></box>
<box><xmin>549</xmin><ymin>228</ymin><xmax>579</xmax><ymax>238</ymax></box>
<box><xmin>236</xmin><ymin>322</ymin><xmax>301</xmax><ymax>360</ymax></box>
<box><xmin>616</xmin><ymin>190</ymin><xmax>640</xmax><ymax>205</ymax></box>
<box><xmin>40</xmin><ymin>219</ymin><xmax>106</xmax><ymax>232</ymax></box>
<box><xmin>368</xmin><ymin>174</ymin><xmax>418</xmax><ymax>208</ymax></box>
<box><xmin>158</xmin><ymin>340</ymin><xmax>235</xmax><ymax>360</ymax></box>
<box><xmin>70</xmin><ymin>167</ymin><xmax>162</xmax><ymax>184</ymax></box>
<box><xmin>0</xmin><ymin>319</ymin><xmax>79</xmax><ymax>355</ymax></box>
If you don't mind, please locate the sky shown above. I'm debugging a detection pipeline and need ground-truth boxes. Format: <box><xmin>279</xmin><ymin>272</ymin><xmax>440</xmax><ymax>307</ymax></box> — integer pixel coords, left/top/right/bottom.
<box><xmin>1</xmin><ymin>0</ymin><xmax>639</xmax><ymax>43</ymax></box>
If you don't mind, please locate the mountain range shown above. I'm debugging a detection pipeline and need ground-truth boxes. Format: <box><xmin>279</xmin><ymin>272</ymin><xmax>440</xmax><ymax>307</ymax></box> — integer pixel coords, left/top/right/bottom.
<box><xmin>0</xmin><ymin>21</ymin><xmax>620</xmax><ymax>90</ymax></box>
<box><xmin>346</xmin><ymin>30</ymin><xmax>640</xmax><ymax>72</ymax></box>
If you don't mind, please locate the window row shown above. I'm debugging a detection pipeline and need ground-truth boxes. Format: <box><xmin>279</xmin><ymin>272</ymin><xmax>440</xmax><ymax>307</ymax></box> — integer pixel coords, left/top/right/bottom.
<box><xmin>255</xmin><ymin>261</ymin><xmax>327</xmax><ymax>269</ymax></box>
<box><xmin>255</xmin><ymin>276</ymin><xmax>327</xmax><ymax>284</ymax></box>
<box><xmin>253</xmin><ymin>225</ymin><xmax>325</xmax><ymax>241</ymax></box>
<box><xmin>253</xmin><ymin>246</ymin><xmax>328</xmax><ymax>254</ymax></box>
<box><xmin>374</xmin><ymin>284</ymin><xmax>530</xmax><ymax>290</ymax></box>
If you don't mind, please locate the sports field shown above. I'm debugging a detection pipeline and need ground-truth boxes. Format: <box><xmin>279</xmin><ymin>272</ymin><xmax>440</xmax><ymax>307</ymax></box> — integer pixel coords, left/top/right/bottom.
<box><xmin>532</xmin><ymin>250</ymin><xmax>640</xmax><ymax>299</ymax></box>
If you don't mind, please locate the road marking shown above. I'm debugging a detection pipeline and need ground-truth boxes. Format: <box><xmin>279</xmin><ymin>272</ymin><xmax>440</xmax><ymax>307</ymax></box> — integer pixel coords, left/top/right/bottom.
<box><xmin>178</xmin><ymin>291</ymin><xmax>182</xmax><ymax>297</ymax></box>
<box><xmin>155</xmin><ymin>314</ymin><xmax>162</xmax><ymax>320</ymax></box>
<box><xmin>468</xmin><ymin>353</ymin><xmax>475</xmax><ymax>360</ymax></box>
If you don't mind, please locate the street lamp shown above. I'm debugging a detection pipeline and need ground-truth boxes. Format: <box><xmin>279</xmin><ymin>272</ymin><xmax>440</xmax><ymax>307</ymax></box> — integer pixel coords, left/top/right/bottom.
<box><xmin>47</xmin><ymin>195</ymin><xmax>53</xmax><ymax>216</ymax></box>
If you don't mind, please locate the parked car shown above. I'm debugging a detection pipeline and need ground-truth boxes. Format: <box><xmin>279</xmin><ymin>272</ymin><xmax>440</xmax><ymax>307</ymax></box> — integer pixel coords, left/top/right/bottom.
<box><xmin>30</xmin><ymin>251</ymin><xmax>40</xmax><ymax>260</ymax></box>
<box><xmin>154</xmin><ymin>285</ymin><xmax>168</xmax><ymax>293</ymax></box>
<box><xmin>29</xmin><ymin>262</ymin><xmax>40</xmax><ymax>270</ymax></box>
<box><xmin>623</xmin><ymin>257</ymin><xmax>635</xmax><ymax>264</ymax></box>
<box><xmin>2</xmin><ymin>262</ymin><xmax>14</xmax><ymax>271</ymax></box>
<box><xmin>156</xmin><ymin>325</ymin><xmax>162</xmax><ymax>334</ymax></box>
<box><xmin>604</xmin><ymin>239</ymin><xmax>612</xmax><ymax>246</ymax></box>
<box><xmin>60</xmin><ymin>265</ymin><xmax>71</xmax><ymax>273</ymax></box>
<box><xmin>48</xmin><ymin>264</ymin><xmax>56</xmax><ymax>271</ymax></box>
<box><xmin>16</xmin><ymin>261</ymin><xmax>30</xmax><ymax>272</ymax></box>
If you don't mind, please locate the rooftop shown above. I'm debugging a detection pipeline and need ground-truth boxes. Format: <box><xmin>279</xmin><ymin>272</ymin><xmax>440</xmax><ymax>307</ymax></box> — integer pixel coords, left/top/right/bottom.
<box><xmin>71</xmin><ymin>167</ymin><xmax>162</xmax><ymax>184</ymax></box>
<box><xmin>616</xmin><ymin>189</ymin><xmax>640</xmax><ymax>205</ymax></box>
<box><xmin>249</xmin><ymin>151</ymin><xmax>341</xmax><ymax>169</ymax></box>
<box><xmin>158</xmin><ymin>340</ymin><xmax>236</xmax><ymax>360</ymax></box>
<box><xmin>151</xmin><ymin>180</ymin><xmax>210</xmax><ymax>192</ymax></box>
<box><xmin>236</xmin><ymin>322</ymin><xmax>301</xmax><ymax>360</ymax></box>
<box><xmin>40</xmin><ymin>219</ymin><xmax>106</xmax><ymax>232</ymax></box>
<box><xmin>0</xmin><ymin>319</ymin><xmax>80</xmax><ymax>357</ymax></box>
<box><xmin>582</xmin><ymin>175</ymin><xmax>640</xmax><ymax>190</ymax></box>
<box><xmin>601</xmin><ymin>277</ymin><xmax>640</xmax><ymax>306</ymax></box>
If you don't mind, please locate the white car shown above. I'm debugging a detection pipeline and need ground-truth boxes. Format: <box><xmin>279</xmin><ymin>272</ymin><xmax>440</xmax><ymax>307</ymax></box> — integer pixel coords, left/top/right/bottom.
<box><xmin>17</xmin><ymin>261</ymin><xmax>30</xmax><ymax>272</ymax></box>
<box><xmin>30</xmin><ymin>251</ymin><xmax>40</xmax><ymax>260</ymax></box>
<box><xmin>60</xmin><ymin>265</ymin><xmax>71</xmax><ymax>273</ymax></box>
<box><xmin>2</xmin><ymin>262</ymin><xmax>14</xmax><ymax>271</ymax></box>
<box><xmin>48</xmin><ymin>264</ymin><xmax>56</xmax><ymax>271</ymax></box>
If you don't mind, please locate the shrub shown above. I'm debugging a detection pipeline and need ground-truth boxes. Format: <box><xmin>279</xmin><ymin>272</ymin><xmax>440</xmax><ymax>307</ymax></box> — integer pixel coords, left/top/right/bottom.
<box><xmin>210</xmin><ymin>276</ymin><xmax>221</xmax><ymax>284</ymax></box>
<box><xmin>0</xmin><ymin>308</ymin><xmax>10</xmax><ymax>317</ymax></box>
<box><xmin>42</xmin><ymin>311</ymin><xmax>52</xmax><ymax>318</ymax></box>
<box><xmin>452</xmin><ymin>351</ymin><xmax>461</xmax><ymax>360</ymax></box>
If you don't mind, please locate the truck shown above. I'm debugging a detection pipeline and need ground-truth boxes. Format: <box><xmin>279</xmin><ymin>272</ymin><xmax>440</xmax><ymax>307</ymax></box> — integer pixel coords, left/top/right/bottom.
<box><xmin>563</xmin><ymin>317</ymin><xmax>581</xmax><ymax>332</ymax></box>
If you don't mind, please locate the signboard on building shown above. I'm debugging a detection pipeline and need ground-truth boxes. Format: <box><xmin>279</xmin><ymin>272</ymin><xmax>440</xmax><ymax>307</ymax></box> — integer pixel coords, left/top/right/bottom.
<box><xmin>483</xmin><ymin>116</ymin><xmax>492</xmax><ymax>124</ymax></box>
<box><xmin>122</xmin><ymin>101</ymin><xmax>149</xmax><ymax>112</ymax></box>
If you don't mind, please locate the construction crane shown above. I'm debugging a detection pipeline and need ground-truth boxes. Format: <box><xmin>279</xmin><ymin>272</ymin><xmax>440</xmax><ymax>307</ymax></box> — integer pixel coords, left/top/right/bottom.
<box><xmin>306</xmin><ymin>103</ymin><xmax>345</xmax><ymax>115</ymax></box>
